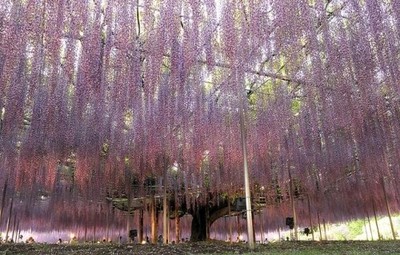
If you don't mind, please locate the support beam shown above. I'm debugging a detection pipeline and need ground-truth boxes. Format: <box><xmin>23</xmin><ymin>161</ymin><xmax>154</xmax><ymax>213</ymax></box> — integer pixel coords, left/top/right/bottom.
<box><xmin>5</xmin><ymin>196</ymin><xmax>13</xmax><ymax>242</ymax></box>
<box><xmin>150</xmin><ymin>196</ymin><xmax>158</xmax><ymax>244</ymax></box>
<box><xmin>163</xmin><ymin>186</ymin><xmax>168</xmax><ymax>244</ymax></box>
<box><xmin>239</xmin><ymin>76</ymin><xmax>255</xmax><ymax>249</ymax></box>
<box><xmin>307</xmin><ymin>195</ymin><xmax>315</xmax><ymax>241</ymax></box>
<box><xmin>382</xmin><ymin>177</ymin><xmax>396</xmax><ymax>240</ymax></box>
<box><xmin>372</xmin><ymin>201</ymin><xmax>381</xmax><ymax>240</ymax></box>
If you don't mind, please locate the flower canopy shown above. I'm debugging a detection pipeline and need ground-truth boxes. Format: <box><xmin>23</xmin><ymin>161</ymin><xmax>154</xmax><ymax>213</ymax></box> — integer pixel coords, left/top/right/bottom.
<box><xmin>0</xmin><ymin>0</ymin><xmax>400</xmax><ymax>233</ymax></box>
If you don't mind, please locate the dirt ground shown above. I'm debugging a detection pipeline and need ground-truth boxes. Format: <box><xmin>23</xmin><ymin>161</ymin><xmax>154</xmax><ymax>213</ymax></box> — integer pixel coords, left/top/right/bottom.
<box><xmin>0</xmin><ymin>241</ymin><xmax>249</xmax><ymax>255</ymax></box>
<box><xmin>0</xmin><ymin>240</ymin><xmax>399</xmax><ymax>255</ymax></box>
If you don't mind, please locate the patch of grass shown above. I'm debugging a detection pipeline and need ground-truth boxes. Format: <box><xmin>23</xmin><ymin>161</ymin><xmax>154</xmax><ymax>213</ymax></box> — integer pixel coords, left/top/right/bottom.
<box><xmin>203</xmin><ymin>241</ymin><xmax>400</xmax><ymax>255</ymax></box>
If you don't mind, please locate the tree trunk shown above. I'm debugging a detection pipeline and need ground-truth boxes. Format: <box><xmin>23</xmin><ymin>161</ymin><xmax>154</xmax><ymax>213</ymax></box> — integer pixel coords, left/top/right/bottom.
<box><xmin>190</xmin><ymin>205</ymin><xmax>208</xmax><ymax>241</ymax></box>
<box><xmin>190</xmin><ymin>199</ymin><xmax>230</xmax><ymax>242</ymax></box>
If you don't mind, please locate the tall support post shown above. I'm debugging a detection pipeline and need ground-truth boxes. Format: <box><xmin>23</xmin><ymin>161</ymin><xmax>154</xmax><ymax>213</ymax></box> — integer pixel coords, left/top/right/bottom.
<box><xmin>163</xmin><ymin>181</ymin><xmax>169</xmax><ymax>244</ymax></box>
<box><xmin>288</xmin><ymin>164</ymin><xmax>298</xmax><ymax>240</ymax></box>
<box><xmin>15</xmin><ymin>220</ymin><xmax>19</xmax><ymax>243</ymax></box>
<box><xmin>239</xmin><ymin>94</ymin><xmax>255</xmax><ymax>249</ymax></box>
<box><xmin>323</xmin><ymin>219</ymin><xmax>327</xmax><ymax>240</ymax></box>
<box><xmin>167</xmin><ymin>215</ymin><xmax>170</xmax><ymax>242</ymax></box>
<box><xmin>139</xmin><ymin>208</ymin><xmax>144</xmax><ymax>243</ymax></box>
<box><xmin>278</xmin><ymin>226</ymin><xmax>281</xmax><ymax>241</ymax></box>
<box><xmin>5</xmin><ymin>196</ymin><xmax>13</xmax><ymax>242</ymax></box>
<box><xmin>317</xmin><ymin>211</ymin><xmax>322</xmax><ymax>241</ymax></box>
<box><xmin>93</xmin><ymin>210</ymin><xmax>97</xmax><ymax>243</ymax></box>
<box><xmin>126</xmin><ymin>194</ymin><xmax>131</xmax><ymax>243</ymax></box>
<box><xmin>366</xmin><ymin>210</ymin><xmax>373</xmax><ymax>240</ymax></box>
<box><xmin>381</xmin><ymin>177</ymin><xmax>396</xmax><ymax>240</ymax></box>
<box><xmin>106</xmin><ymin>204</ymin><xmax>109</xmax><ymax>242</ymax></box>
<box><xmin>11</xmin><ymin>213</ymin><xmax>16</xmax><ymax>242</ymax></box>
<box><xmin>150</xmin><ymin>196</ymin><xmax>157</xmax><ymax>244</ymax></box>
<box><xmin>237</xmin><ymin>214</ymin><xmax>241</xmax><ymax>241</ymax></box>
<box><xmin>228</xmin><ymin>195</ymin><xmax>232</xmax><ymax>244</ymax></box>
<box><xmin>307</xmin><ymin>195</ymin><xmax>314</xmax><ymax>241</ymax></box>
<box><xmin>364</xmin><ymin>218</ymin><xmax>369</xmax><ymax>240</ymax></box>
<box><xmin>0</xmin><ymin>179</ymin><xmax>8</xmax><ymax>227</ymax></box>
<box><xmin>259</xmin><ymin>210</ymin><xmax>265</xmax><ymax>243</ymax></box>
<box><xmin>372</xmin><ymin>201</ymin><xmax>381</xmax><ymax>240</ymax></box>
<box><xmin>175</xmin><ymin>201</ymin><xmax>181</xmax><ymax>243</ymax></box>
<box><xmin>84</xmin><ymin>221</ymin><xmax>88</xmax><ymax>243</ymax></box>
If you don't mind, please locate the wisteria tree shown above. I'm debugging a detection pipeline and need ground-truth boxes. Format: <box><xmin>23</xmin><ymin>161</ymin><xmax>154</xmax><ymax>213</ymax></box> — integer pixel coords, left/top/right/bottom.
<box><xmin>0</xmin><ymin>0</ymin><xmax>400</xmax><ymax>243</ymax></box>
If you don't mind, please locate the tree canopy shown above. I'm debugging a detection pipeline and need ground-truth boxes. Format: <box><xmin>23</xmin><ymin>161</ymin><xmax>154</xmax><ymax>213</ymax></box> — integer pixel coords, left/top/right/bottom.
<box><xmin>1</xmin><ymin>0</ymin><xmax>400</xmax><ymax>235</ymax></box>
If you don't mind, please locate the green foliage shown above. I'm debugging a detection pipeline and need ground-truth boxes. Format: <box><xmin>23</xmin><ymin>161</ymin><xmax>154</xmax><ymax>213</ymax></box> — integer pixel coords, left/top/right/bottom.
<box><xmin>291</xmin><ymin>98</ymin><xmax>302</xmax><ymax>115</ymax></box>
<box><xmin>347</xmin><ymin>219</ymin><xmax>365</xmax><ymax>239</ymax></box>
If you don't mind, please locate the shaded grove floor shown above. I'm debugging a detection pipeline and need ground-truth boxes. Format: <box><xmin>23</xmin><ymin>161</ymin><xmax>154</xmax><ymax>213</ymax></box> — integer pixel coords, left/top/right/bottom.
<box><xmin>0</xmin><ymin>240</ymin><xmax>399</xmax><ymax>255</ymax></box>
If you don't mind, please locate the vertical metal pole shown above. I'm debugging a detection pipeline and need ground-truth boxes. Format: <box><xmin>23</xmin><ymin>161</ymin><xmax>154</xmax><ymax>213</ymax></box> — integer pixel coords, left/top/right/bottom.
<box><xmin>163</xmin><ymin>183</ymin><xmax>168</xmax><ymax>244</ymax></box>
<box><xmin>364</xmin><ymin>218</ymin><xmax>369</xmax><ymax>240</ymax></box>
<box><xmin>139</xmin><ymin>208</ymin><xmax>144</xmax><ymax>243</ymax></box>
<box><xmin>84</xmin><ymin>221</ymin><xmax>88</xmax><ymax>242</ymax></box>
<box><xmin>382</xmin><ymin>177</ymin><xmax>396</xmax><ymax>240</ymax></box>
<box><xmin>237</xmin><ymin>215</ymin><xmax>241</xmax><ymax>241</ymax></box>
<box><xmin>366</xmin><ymin>210</ymin><xmax>373</xmax><ymax>241</ymax></box>
<box><xmin>106</xmin><ymin>203</ymin><xmax>109</xmax><ymax>242</ymax></box>
<box><xmin>317</xmin><ymin>211</ymin><xmax>322</xmax><ymax>241</ymax></box>
<box><xmin>259</xmin><ymin>210</ymin><xmax>265</xmax><ymax>243</ymax></box>
<box><xmin>278</xmin><ymin>226</ymin><xmax>281</xmax><ymax>241</ymax></box>
<box><xmin>323</xmin><ymin>219</ymin><xmax>327</xmax><ymax>240</ymax></box>
<box><xmin>0</xmin><ymin>179</ymin><xmax>8</xmax><ymax>227</ymax></box>
<box><xmin>288</xmin><ymin>165</ymin><xmax>298</xmax><ymax>241</ymax></box>
<box><xmin>5</xmin><ymin>197</ymin><xmax>13</xmax><ymax>242</ymax></box>
<box><xmin>307</xmin><ymin>195</ymin><xmax>314</xmax><ymax>241</ymax></box>
<box><xmin>127</xmin><ymin>190</ymin><xmax>132</xmax><ymax>243</ymax></box>
<box><xmin>175</xmin><ymin>204</ymin><xmax>180</xmax><ymax>243</ymax></box>
<box><xmin>228</xmin><ymin>196</ymin><xmax>232</xmax><ymax>244</ymax></box>
<box><xmin>11</xmin><ymin>213</ymin><xmax>16</xmax><ymax>242</ymax></box>
<box><xmin>372</xmin><ymin>201</ymin><xmax>381</xmax><ymax>240</ymax></box>
<box><xmin>239</xmin><ymin>99</ymin><xmax>255</xmax><ymax>249</ymax></box>
<box><xmin>150</xmin><ymin>196</ymin><xmax>157</xmax><ymax>244</ymax></box>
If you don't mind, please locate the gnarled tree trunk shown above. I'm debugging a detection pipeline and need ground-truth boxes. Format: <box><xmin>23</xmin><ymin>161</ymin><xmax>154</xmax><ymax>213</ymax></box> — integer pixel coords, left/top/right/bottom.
<box><xmin>190</xmin><ymin>198</ymin><xmax>230</xmax><ymax>241</ymax></box>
